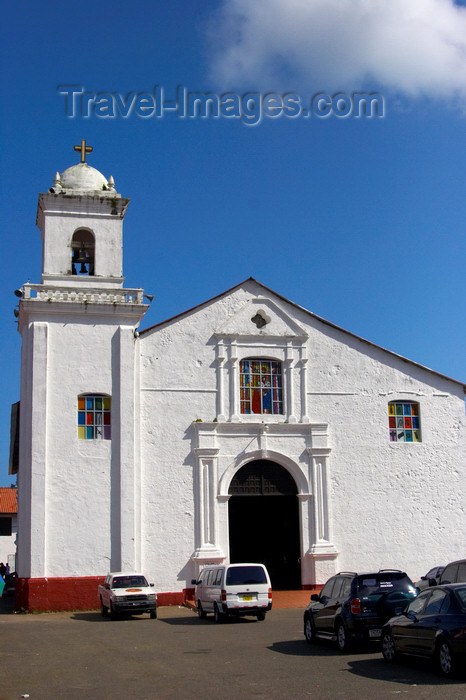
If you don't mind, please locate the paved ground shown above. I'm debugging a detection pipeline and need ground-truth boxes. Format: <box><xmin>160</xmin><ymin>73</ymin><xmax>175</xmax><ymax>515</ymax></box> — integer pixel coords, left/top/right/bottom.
<box><xmin>1</xmin><ymin>597</ymin><xmax>464</xmax><ymax>700</ymax></box>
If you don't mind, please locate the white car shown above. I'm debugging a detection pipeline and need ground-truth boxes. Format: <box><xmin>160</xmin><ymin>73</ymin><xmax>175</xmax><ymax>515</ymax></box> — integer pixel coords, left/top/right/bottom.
<box><xmin>192</xmin><ymin>563</ymin><xmax>272</xmax><ymax>622</ymax></box>
<box><xmin>99</xmin><ymin>572</ymin><xmax>157</xmax><ymax>619</ymax></box>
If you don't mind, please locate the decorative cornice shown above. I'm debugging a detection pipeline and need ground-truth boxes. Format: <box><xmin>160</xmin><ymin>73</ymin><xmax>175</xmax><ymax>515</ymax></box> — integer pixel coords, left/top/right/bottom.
<box><xmin>22</xmin><ymin>284</ymin><xmax>145</xmax><ymax>305</ymax></box>
<box><xmin>307</xmin><ymin>447</ymin><xmax>332</xmax><ymax>457</ymax></box>
<box><xmin>194</xmin><ymin>447</ymin><xmax>220</xmax><ymax>457</ymax></box>
<box><xmin>194</xmin><ymin>421</ymin><xmax>317</xmax><ymax>436</ymax></box>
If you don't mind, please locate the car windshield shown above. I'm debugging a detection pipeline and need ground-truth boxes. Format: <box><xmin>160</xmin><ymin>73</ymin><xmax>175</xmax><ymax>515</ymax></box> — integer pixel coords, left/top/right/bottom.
<box><xmin>356</xmin><ymin>573</ymin><xmax>416</xmax><ymax>598</ymax></box>
<box><xmin>226</xmin><ymin>566</ymin><xmax>267</xmax><ymax>585</ymax></box>
<box><xmin>112</xmin><ymin>576</ymin><xmax>148</xmax><ymax>588</ymax></box>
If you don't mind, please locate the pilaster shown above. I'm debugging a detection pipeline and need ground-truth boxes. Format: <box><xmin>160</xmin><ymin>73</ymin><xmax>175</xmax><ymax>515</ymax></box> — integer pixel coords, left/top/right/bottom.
<box><xmin>305</xmin><ymin>427</ymin><xmax>339</xmax><ymax>583</ymax></box>
<box><xmin>191</xmin><ymin>444</ymin><xmax>225</xmax><ymax>570</ymax></box>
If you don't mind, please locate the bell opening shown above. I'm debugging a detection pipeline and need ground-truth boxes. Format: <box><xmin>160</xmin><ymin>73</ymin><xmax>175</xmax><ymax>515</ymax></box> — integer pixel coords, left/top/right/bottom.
<box><xmin>71</xmin><ymin>229</ymin><xmax>95</xmax><ymax>276</ymax></box>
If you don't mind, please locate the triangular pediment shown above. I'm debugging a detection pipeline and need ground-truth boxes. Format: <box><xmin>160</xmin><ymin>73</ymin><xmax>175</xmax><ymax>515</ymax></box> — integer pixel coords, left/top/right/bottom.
<box><xmin>215</xmin><ymin>297</ymin><xmax>307</xmax><ymax>339</ymax></box>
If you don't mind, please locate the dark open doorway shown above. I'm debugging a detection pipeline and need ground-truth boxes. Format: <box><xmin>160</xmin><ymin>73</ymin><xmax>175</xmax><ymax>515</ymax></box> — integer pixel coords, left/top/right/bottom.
<box><xmin>228</xmin><ymin>460</ymin><xmax>301</xmax><ymax>589</ymax></box>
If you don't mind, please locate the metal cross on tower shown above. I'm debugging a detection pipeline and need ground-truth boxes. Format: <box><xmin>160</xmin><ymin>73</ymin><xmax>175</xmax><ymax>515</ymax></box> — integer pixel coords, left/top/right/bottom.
<box><xmin>74</xmin><ymin>139</ymin><xmax>93</xmax><ymax>163</ymax></box>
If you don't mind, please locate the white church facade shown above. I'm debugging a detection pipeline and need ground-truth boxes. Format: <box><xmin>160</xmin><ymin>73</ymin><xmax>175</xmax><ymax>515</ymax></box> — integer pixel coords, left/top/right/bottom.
<box><xmin>15</xmin><ymin>146</ymin><xmax>465</xmax><ymax>611</ymax></box>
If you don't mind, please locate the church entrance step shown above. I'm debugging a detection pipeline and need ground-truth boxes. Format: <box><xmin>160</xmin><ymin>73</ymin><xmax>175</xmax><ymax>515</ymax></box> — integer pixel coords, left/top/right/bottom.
<box><xmin>185</xmin><ymin>589</ymin><xmax>318</xmax><ymax>610</ymax></box>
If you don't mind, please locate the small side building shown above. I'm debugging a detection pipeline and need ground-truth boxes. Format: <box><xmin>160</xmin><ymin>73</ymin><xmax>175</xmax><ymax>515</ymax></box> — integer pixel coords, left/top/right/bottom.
<box><xmin>0</xmin><ymin>487</ymin><xmax>17</xmax><ymax>572</ymax></box>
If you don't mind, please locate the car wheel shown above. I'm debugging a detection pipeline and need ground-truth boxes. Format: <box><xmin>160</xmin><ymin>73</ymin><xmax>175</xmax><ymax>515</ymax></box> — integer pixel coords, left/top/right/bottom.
<box><xmin>100</xmin><ymin>601</ymin><xmax>108</xmax><ymax>618</ymax></box>
<box><xmin>437</xmin><ymin>640</ymin><xmax>455</xmax><ymax>677</ymax></box>
<box><xmin>197</xmin><ymin>601</ymin><xmax>207</xmax><ymax>619</ymax></box>
<box><xmin>150</xmin><ymin>609</ymin><xmax>157</xmax><ymax>619</ymax></box>
<box><xmin>304</xmin><ymin>616</ymin><xmax>315</xmax><ymax>643</ymax></box>
<box><xmin>381</xmin><ymin>632</ymin><xmax>397</xmax><ymax>663</ymax></box>
<box><xmin>256</xmin><ymin>611</ymin><xmax>266</xmax><ymax>621</ymax></box>
<box><xmin>214</xmin><ymin>603</ymin><xmax>225</xmax><ymax>624</ymax></box>
<box><xmin>336</xmin><ymin>622</ymin><xmax>349</xmax><ymax>652</ymax></box>
<box><xmin>110</xmin><ymin>603</ymin><xmax>118</xmax><ymax>621</ymax></box>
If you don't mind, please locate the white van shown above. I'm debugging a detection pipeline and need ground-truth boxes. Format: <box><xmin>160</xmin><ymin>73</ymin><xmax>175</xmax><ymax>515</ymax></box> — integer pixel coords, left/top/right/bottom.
<box><xmin>191</xmin><ymin>563</ymin><xmax>272</xmax><ymax>622</ymax></box>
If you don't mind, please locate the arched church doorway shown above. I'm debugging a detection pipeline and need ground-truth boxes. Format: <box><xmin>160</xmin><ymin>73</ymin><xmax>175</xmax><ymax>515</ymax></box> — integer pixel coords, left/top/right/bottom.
<box><xmin>228</xmin><ymin>460</ymin><xmax>301</xmax><ymax>589</ymax></box>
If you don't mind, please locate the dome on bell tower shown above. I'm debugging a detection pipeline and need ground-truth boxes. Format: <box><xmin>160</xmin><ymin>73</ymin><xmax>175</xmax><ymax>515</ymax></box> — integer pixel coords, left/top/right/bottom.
<box><xmin>59</xmin><ymin>162</ymin><xmax>109</xmax><ymax>192</ymax></box>
<box><xmin>48</xmin><ymin>140</ymin><xmax>117</xmax><ymax>195</ymax></box>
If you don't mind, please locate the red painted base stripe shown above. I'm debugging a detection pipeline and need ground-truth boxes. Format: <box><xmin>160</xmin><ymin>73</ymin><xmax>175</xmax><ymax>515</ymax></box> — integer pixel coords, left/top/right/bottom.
<box><xmin>15</xmin><ymin>577</ymin><xmax>192</xmax><ymax>612</ymax></box>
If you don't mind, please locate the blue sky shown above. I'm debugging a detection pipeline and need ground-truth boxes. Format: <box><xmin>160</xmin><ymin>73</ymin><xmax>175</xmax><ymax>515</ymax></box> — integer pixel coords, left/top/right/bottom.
<box><xmin>1</xmin><ymin>0</ymin><xmax>465</xmax><ymax>485</ymax></box>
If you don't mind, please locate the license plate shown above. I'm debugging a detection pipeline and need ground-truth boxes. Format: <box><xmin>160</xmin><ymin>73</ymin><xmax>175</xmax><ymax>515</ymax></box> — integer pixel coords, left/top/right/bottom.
<box><xmin>243</xmin><ymin>595</ymin><xmax>252</xmax><ymax>601</ymax></box>
<box><xmin>369</xmin><ymin>628</ymin><xmax>381</xmax><ymax>638</ymax></box>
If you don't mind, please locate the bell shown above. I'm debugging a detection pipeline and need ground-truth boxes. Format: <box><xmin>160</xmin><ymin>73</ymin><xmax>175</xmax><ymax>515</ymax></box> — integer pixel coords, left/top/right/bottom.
<box><xmin>73</xmin><ymin>251</ymin><xmax>88</xmax><ymax>264</ymax></box>
<box><xmin>79</xmin><ymin>262</ymin><xmax>88</xmax><ymax>274</ymax></box>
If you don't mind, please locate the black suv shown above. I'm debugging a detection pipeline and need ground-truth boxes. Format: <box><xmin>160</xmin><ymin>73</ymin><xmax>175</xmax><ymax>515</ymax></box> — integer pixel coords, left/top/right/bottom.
<box><xmin>303</xmin><ymin>570</ymin><xmax>418</xmax><ymax>651</ymax></box>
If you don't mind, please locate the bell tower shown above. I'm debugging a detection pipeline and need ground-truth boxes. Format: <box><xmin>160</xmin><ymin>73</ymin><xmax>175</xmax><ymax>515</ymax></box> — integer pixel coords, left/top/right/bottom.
<box><xmin>37</xmin><ymin>140</ymin><xmax>128</xmax><ymax>287</ymax></box>
<box><xmin>15</xmin><ymin>143</ymin><xmax>149</xmax><ymax>610</ymax></box>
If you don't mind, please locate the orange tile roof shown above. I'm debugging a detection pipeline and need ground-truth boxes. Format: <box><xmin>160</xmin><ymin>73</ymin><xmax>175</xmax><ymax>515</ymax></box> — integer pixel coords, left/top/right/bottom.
<box><xmin>0</xmin><ymin>487</ymin><xmax>17</xmax><ymax>514</ymax></box>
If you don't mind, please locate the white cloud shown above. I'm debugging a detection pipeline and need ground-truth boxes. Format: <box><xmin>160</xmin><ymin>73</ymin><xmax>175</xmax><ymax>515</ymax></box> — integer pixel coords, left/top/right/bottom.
<box><xmin>206</xmin><ymin>0</ymin><xmax>466</xmax><ymax>99</ymax></box>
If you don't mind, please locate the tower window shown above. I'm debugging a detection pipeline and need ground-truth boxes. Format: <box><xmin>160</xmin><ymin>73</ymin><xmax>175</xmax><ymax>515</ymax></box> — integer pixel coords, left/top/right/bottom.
<box><xmin>78</xmin><ymin>395</ymin><xmax>111</xmax><ymax>439</ymax></box>
<box><xmin>240</xmin><ymin>360</ymin><xmax>283</xmax><ymax>414</ymax></box>
<box><xmin>388</xmin><ymin>402</ymin><xmax>421</xmax><ymax>442</ymax></box>
<box><xmin>71</xmin><ymin>229</ymin><xmax>95</xmax><ymax>276</ymax></box>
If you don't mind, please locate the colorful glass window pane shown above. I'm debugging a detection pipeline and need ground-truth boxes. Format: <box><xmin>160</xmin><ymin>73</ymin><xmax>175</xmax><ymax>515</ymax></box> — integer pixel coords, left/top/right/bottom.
<box><xmin>251</xmin><ymin>389</ymin><xmax>261</xmax><ymax>413</ymax></box>
<box><xmin>240</xmin><ymin>360</ymin><xmax>283</xmax><ymax>415</ymax></box>
<box><xmin>262</xmin><ymin>388</ymin><xmax>272</xmax><ymax>412</ymax></box>
<box><xmin>388</xmin><ymin>402</ymin><xmax>421</xmax><ymax>443</ymax></box>
<box><xmin>78</xmin><ymin>395</ymin><xmax>111</xmax><ymax>440</ymax></box>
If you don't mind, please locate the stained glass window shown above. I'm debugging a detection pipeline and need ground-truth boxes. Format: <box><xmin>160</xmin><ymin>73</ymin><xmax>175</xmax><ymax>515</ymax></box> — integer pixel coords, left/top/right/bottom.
<box><xmin>388</xmin><ymin>402</ymin><xmax>421</xmax><ymax>442</ymax></box>
<box><xmin>240</xmin><ymin>360</ymin><xmax>283</xmax><ymax>415</ymax></box>
<box><xmin>78</xmin><ymin>395</ymin><xmax>111</xmax><ymax>440</ymax></box>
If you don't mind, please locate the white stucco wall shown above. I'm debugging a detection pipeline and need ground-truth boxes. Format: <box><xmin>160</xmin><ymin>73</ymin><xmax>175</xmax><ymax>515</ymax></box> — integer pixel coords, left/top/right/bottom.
<box><xmin>138</xmin><ymin>280</ymin><xmax>465</xmax><ymax>589</ymax></box>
